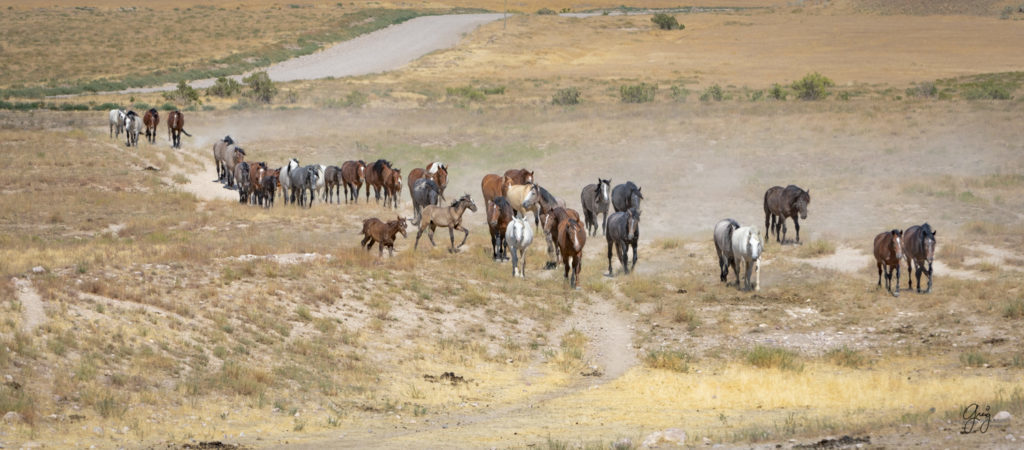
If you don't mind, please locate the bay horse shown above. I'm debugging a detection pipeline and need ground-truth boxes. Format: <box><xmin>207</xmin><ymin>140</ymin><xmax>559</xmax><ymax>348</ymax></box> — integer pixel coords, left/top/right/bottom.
<box><xmin>364</xmin><ymin>159</ymin><xmax>394</xmax><ymax>205</ymax></box>
<box><xmin>556</xmin><ymin>214</ymin><xmax>587</xmax><ymax>289</ymax></box>
<box><xmin>212</xmin><ymin>136</ymin><xmax>235</xmax><ymax>182</ymax></box>
<box><xmin>340</xmin><ymin>160</ymin><xmax>366</xmax><ymax>204</ymax></box>
<box><xmin>361</xmin><ymin>216</ymin><xmax>409</xmax><ymax>257</ymax></box>
<box><xmin>143</xmin><ymin>108</ymin><xmax>159</xmax><ymax>144</ymax></box>
<box><xmin>763</xmin><ymin>185</ymin><xmax>810</xmax><ymax>244</ymax></box>
<box><xmin>713</xmin><ymin>218</ymin><xmax>741</xmax><ymax>284</ymax></box>
<box><xmin>504</xmin><ymin>168</ymin><xmax>534</xmax><ymax>185</ymax></box>
<box><xmin>731</xmin><ymin>226</ymin><xmax>763</xmax><ymax>291</ymax></box>
<box><xmin>581</xmin><ymin>178</ymin><xmax>612</xmax><ymax>236</ymax></box>
<box><xmin>124</xmin><ymin>111</ymin><xmax>141</xmax><ymax>147</ymax></box>
<box><xmin>904</xmin><ymin>223</ymin><xmax>937</xmax><ymax>294</ymax></box>
<box><xmin>383</xmin><ymin>167</ymin><xmax>402</xmax><ymax>209</ymax></box>
<box><xmin>108</xmin><ymin>109</ymin><xmax>125</xmax><ymax>138</ymax></box>
<box><xmin>873</xmin><ymin>229</ymin><xmax>904</xmax><ymax>297</ymax></box>
<box><xmin>506</xmin><ymin>215</ymin><xmax>534</xmax><ymax>278</ymax></box>
<box><xmin>606</xmin><ymin>208</ymin><xmax>640</xmax><ymax>276</ymax></box>
<box><xmin>414</xmin><ymin>194</ymin><xmax>477</xmax><ymax>253</ymax></box>
<box><xmin>481</xmin><ymin>174</ymin><xmax>513</xmax><ymax>205</ymax></box>
<box><xmin>611</xmin><ymin>181</ymin><xmax>643</xmax><ymax>212</ymax></box>
<box><xmin>486</xmin><ymin>196</ymin><xmax>515</xmax><ymax>261</ymax></box>
<box><xmin>541</xmin><ymin>207</ymin><xmax>581</xmax><ymax>270</ymax></box>
<box><xmin>247</xmin><ymin>162</ymin><xmax>267</xmax><ymax>205</ymax></box>
<box><xmin>411</xmin><ymin>178</ymin><xmax>441</xmax><ymax>226</ymax></box>
<box><xmin>166</xmin><ymin>110</ymin><xmax>190</xmax><ymax>148</ymax></box>
<box><xmin>323</xmin><ymin>165</ymin><xmax>343</xmax><ymax>204</ymax></box>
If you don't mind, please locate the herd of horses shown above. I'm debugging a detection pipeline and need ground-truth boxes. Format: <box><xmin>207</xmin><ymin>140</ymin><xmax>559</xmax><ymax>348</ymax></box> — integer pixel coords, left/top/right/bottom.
<box><xmin>108</xmin><ymin>108</ymin><xmax>191</xmax><ymax>149</ymax></box>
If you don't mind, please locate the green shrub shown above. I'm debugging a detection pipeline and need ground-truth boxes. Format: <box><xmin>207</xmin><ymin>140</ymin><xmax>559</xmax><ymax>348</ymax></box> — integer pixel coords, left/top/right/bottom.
<box><xmin>769</xmin><ymin>83</ymin><xmax>787</xmax><ymax>100</ymax></box>
<box><xmin>745</xmin><ymin>345</ymin><xmax>803</xmax><ymax>372</ymax></box>
<box><xmin>906</xmin><ymin>82</ymin><xmax>937</xmax><ymax>98</ymax></box>
<box><xmin>1004</xmin><ymin>298</ymin><xmax>1024</xmax><ymax>319</ymax></box>
<box><xmin>243</xmin><ymin>71</ymin><xmax>278</xmax><ymax>103</ymax></box>
<box><xmin>700</xmin><ymin>84</ymin><xmax>723</xmax><ymax>102</ymax></box>
<box><xmin>537</xmin><ymin>8</ymin><xmax>556</xmax><ymax>15</ymax></box>
<box><xmin>651</xmin><ymin>13</ymin><xmax>683</xmax><ymax>30</ymax></box>
<box><xmin>670</xmin><ymin>85</ymin><xmax>691</xmax><ymax>102</ymax></box>
<box><xmin>824</xmin><ymin>346</ymin><xmax>867</xmax><ymax>368</ymax></box>
<box><xmin>791</xmin><ymin>72</ymin><xmax>834</xmax><ymax>100</ymax></box>
<box><xmin>962</xmin><ymin>81</ymin><xmax>1013</xmax><ymax>100</ymax></box>
<box><xmin>620</xmin><ymin>83</ymin><xmax>657</xmax><ymax>103</ymax></box>
<box><xmin>552</xmin><ymin>87</ymin><xmax>580</xmax><ymax>105</ymax></box>
<box><xmin>960</xmin><ymin>351</ymin><xmax>989</xmax><ymax>367</ymax></box>
<box><xmin>159</xmin><ymin>102</ymin><xmax>177</xmax><ymax>111</ymax></box>
<box><xmin>344</xmin><ymin>90</ymin><xmax>368</xmax><ymax>107</ymax></box>
<box><xmin>446</xmin><ymin>85</ymin><xmax>485</xmax><ymax>102</ymax></box>
<box><xmin>207</xmin><ymin>76</ymin><xmax>242</xmax><ymax>97</ymax></box>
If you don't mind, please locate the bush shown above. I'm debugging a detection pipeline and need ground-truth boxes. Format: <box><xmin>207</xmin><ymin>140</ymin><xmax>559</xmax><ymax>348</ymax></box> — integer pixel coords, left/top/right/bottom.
<box><xmin>207</xmin><ymin>76</ymin><xmax>243</xmax><ymax>97</ymax></box>
<box><xmin>159</xmin><ymin>102</ymin><xmax>177</xmax><ymax>111</ymax></box>
<box><xmin>1004</xmin><ymin>298</ymin><xmax>1024</xmax><ymax>319</ymax></box>
<box><xmin>651</xmin><ymin>13</ymin><xmax>682</xmax><ymax>30</ymax></box>
<box><xmin>700</xmin><ymin>84</ymin><xmax>723</xmax><ymax>102</ymax></box>
<box><xmin>961</xmin><ymin>80</ymin><xmax>1014</xmax><ymax>100</ymax></box>
<box><xmin>537</xmin><ymin>7</ymin><xmax>556</xmax><ymax>15</ymax></box>
<box><xmin>162</xmin><ymin>80</ymin><xmax>199</xmax><ymax>106</ymax></box>
<box><xmin>243</xmin><ymin>71</ymin><xmax>278</xmax><ymax>103</ymax></box>
<box><xmin>906</xmin><ymin>82</ymin><xmax>937</xmax><ymax>98</ymax></box>
<box><xmin>745</xmin><ymin>345</ymin><xmax>803</xmax><ymax>372</ymax></box>
<box><xmin>644</xmin><ymin>349</ymin><xmax>690</xmax><ymax>372</ymax></box>
<box><xmin>620</xmin><ymin>83</ymin><xmax>657</xmax><ymax>103</ymax></box>
<box><xmin>769</xmin><ymin>83</ymin><xmax>787</xmax><ymax>100</ymax></box>
<box><xmin>791</xmin><ymin>72</ymin><xmax>834</xmax><ymax>100</ymax></box>
<box><xmin>670</xmin><ymin>85</ymin><xmax>691</xmax><ymax>102</ymax></box>
<box><xmin>552</xmin><ymin>87</ymin><xmax>580</xmax><ymax>105</ymax></box>
<box><xmin>446</xmin><ymin>85</ymin><xmax>485</xmax><ymax>102</ymax></box>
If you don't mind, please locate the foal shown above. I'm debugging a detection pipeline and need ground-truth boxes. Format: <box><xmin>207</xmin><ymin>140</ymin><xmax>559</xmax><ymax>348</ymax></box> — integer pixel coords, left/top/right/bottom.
<box><xmin>361</xmin><ymin>216</ymin><xmax>408</xmax><ymax>257</ymax></box>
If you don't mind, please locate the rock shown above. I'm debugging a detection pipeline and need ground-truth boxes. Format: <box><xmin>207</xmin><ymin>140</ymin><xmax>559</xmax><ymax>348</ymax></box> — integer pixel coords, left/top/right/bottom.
<box><xmin>2</xmin><ymin>411</ymin><xmax>24</xmax><ymax>424</ymax></box>
<box><xmin>93</xmin><ymin>426</ymin><xmax>103</xmax><ymax>435</ymax></box>
<box><xmin>642</xmin><ymin>428</ymin><xmax>686</xmax><ymax>447</ymax></box>
<box><xmin>32</xmin><ymin>266</ymin><xmax>45</xmax><ymax>273</ymax></box>
<box><xmin>993</xmin><ymin>411</ymin><xmax>1011</xmax><ymax>425</ymax></box>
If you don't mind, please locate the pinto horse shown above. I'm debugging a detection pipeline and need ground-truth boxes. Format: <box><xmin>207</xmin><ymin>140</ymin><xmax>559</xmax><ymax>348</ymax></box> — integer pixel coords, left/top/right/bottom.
<box><xmin>143</xmin><ymin>108</ymin><xmax>159</xmax><ymax>144</ymax></box>
<box><xmin>409</xmin><ymin>162</ymin><xmax>449</xmax><ymax>201</ymax></box>
<box><xmin>481</xmin><ymin>174</ymin><xmax>513</xmax><ymax>205</ymax></box>
<box><xmin>556</xmin><ymin>215</ymin><xmax>586</xmax><ymax>289</ymax></box>
<box><xmin>166</xmin><ymin>110</ymin><xmax>190</xmax><ymax>148</ymax></box>
<box><xmin>361</xmin><ymin>216</ymin><xmax>408</xmax><ymax>257</ymax></box>
<box><xmin>904</xmin><ymin>223</ymin><xmax>937</xmax><ymax>293</ymax></box>
<box><xmin>763</xmin><ymin>185</ymin><xmax>810</xmax><ymax>244</ymax></box>
<box><xmin>340</xmin><ymin>160</ymin><xmax>366</xmax><ymax>204</ymax></box>
<box><xmin>874</xmin><ymin>229</ymin><xmax>904</xmax><ymax>297</ymax></box>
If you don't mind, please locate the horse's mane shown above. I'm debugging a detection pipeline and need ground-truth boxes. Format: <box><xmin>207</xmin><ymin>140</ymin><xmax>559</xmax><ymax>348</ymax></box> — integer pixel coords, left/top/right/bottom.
<box><xmin>148</xmin><ymin>108</ymin><xmax>157</xmax><ymax>114</ymax></box>
<box><xmin>920</xmin><ymin>223</ymin><xmax>933</xmax><ymax>236</ymax></box>
<box><xmin>223</xmin><ymin>135</ymin><xmax>234</xmax><ymax>145</ymax></box>
<box><xmin>372</xmin><ymin>159</ymin><xmax>391</xmax><ymax>176</ymax></box>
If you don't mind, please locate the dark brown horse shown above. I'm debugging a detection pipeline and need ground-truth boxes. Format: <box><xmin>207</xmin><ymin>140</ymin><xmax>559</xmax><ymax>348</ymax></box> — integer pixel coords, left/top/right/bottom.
<box><xmin>763</xmin><ymin>185</ymin><xmax>811</xmax><ymax>244</ymax></box>
<box><xmin>874</xmin><ymin>229</ymin><xmax>904</xmax><ymax>297</ymax></box>
<box><xmin>542</xmin><ymin>207</ymin><xmax>581</xmax><ymax>270</ymax></box>
<box><xmin>904</xmin><ymin>223</ymin><xmax>937</xmax><ymax>293</ymax></box>
<box><xmin>258</xmin><ymin>170</ymin><xmax>279</xmax><ymax>208</ymax></box>
<box><xmin>361</xmin><ymin>216</ymin><xmax>408</xmax><ymax>257</ymax></box>
<box><xmin>340</xmin><ymin>160</ymin><xmax>366</xmax><ymax>204</ymax></box>
<box><xmin>504</xmin><ymin>168</ymin><xmax>534</xmax><ymax>186</ymax></box>
<box><xmin>143</xmin><ymin>108</ymin><xmax>159</xmax><ymax>144</ymax></box>
<box><xmin>247</xmin><ymin>162</ymin><xmax>267</xmax><ymax>205</ymax></box>
<box><xmin>166</xmin><ymin>110</ymin><xmax>191</xmax><ymax>148</ymax></box>
<box><xmin>481</xmin><ymin>174</ymin><xmax>513</xmax><ymax>205</ymax></box>
<box><xmin>364</xmin><ymin>159</ymin><xmax>395</xmax><ymax>205</ymax></box>
<box><xmin>383</xmin><ymin>168</ymin><xmax>402</xmax><ymax>209</ymax></box>
<box><xmin>557</xmin><ymin>214</ymin><xmax>587</xmax><ymax>289</ymax></box>
<box><xmin>486</xmin><ymin>196</ymin><xmax>515</xmax><ymax>261</ymax></box>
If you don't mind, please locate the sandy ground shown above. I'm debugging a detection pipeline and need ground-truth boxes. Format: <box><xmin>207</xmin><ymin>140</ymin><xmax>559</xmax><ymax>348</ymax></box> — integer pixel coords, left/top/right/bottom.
<box><xmin>12</xmin><ymin>278</ymin><xmax>45</xmax><ymax>332</ymax></box>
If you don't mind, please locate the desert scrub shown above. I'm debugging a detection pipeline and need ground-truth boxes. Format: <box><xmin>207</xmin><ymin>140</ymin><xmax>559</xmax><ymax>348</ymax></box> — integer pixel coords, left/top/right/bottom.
<box><xmin>745</xmin><ymin>345</ymin><xmax>803</xmax><ymax>372</ymax></box>
<box><xmin>552</xmin><ymin>87</ymin><xmax>581</xmax><ymax>105</ymax></box>
<box><xmin>550</xmin><ymin>329</ymin><xmax>587</xmax><ymax>372</ymax></box>
<box><xmin>796</xmin><ymin>240</ymin><xmax>836</xmax><ymax>258</ymax></box>
<box><xmin>700</xmin><ymin>84</ymin><xmax>724</xmax><ymax>102</ymax></box>
<box><xmin>644</xmin><ymin>348</ymin><xmax>691</xmax><ymax>372</ymax></box>
<box><xmin>651</xmin><ymin>13</ymin><xmax>683</xmax><ymax>30</ymax></box>
<box><xmin>1003</xmin><ymin>298</ymin><xmax>1024</xmax><ymax>319</ymax></box>
<box><xmin>959</xmin><ymin>351</ymin><xmax>990</xmax><ymax>368</ymax></box>
<box><xmin>791</xmin><ymin>72</ymin><xmax>834</xmax><ymax>100</ymax></box>
<box><xmin>620</xmin><ymin>83</ymin><xmax>657</xmax><ymax>103</ymax></box>
<box><xmin>207</xmin><ymin>76</ymin><xmax>243</xmax><ymax>97</ymax></box>
<box><xmin>824</xmin><ymin>346</ymin><xmax>867</xmax><ymax>368</ymax></box>
<box><xmin>244</xmin><ymin>71</ymin><xmax>278</xmax><ymax>103</ymax></box>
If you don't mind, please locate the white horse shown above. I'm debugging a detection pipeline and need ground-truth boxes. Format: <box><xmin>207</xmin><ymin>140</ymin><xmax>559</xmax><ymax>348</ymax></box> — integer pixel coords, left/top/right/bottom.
<box><xmin>309</xmin><ymin>164</ymin><xmax>327</xmax><ymax>204</ymax></box>
<box><xmin>505</xmin><ymin>215</ymin><xmax>534</xmax><ymax>278</ymax></box>
<box><xmin>279</xmin><ymin>158</ymin><xmax>299</xmax><ymax>205</ymax></box>
<box><xmin>124</xmin><ymin>112</ymin><xmax>141</xmax><ymax>147</ymax></box>
<box><xmin>108</xmin><ymin>109</ymin><xmax>125</xmax><ymax>138</ymax></box>
<box><xmin>731</xmin><ymin>226</ymin><xmax>763</xmax><ymax>291</ymax></box>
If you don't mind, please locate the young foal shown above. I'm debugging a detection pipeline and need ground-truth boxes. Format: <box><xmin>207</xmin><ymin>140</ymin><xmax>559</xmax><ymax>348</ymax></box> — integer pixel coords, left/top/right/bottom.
<box><xmin>873</xmin><ymin>229</ymin><xmax>904</xmax><ymax>297</ymax></box>
<box><xmin>506</xmin><ymin>215</ymin><xmax>534</xmax><ymax>278</ymax></box>
<box><xmin>904</xmin><ymin>223</ymin><xmax>937</xmax><ymax>293</ymax></box>
<box><xmin>361</xmin><ymin>216</ymin><xmax>408</xmax><ymax>257</ymax></box>
<box><xmin>415</xmin><ymin>195</ymin><xmax>478</xmax><ymax>253</ymax></box>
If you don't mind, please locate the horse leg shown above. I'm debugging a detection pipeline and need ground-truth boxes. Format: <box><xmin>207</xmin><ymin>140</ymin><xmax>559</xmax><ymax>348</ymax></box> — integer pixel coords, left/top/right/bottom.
<box><xmin>511</xmin><ymin>246</ymin><xmax>518</xmax><ymax>277</ymax></box>
<box><xmin>765</xmin><ymin>212</ymin><xmax>771</xmax><ymax>240</ymax></box>
<box><xmin>893</xmin><ymin>263</ymin><xmax>901</xmax><ymax>297</ymax></box>
<box><xmin>618</xmin><ymin>241</ymin><xmax>629</xmax><ymax>275</ymax></box>
<box><xmin>427</xmin><ymin>224</ymin><xmax>437</xmax><ymax>247</ymax></box>
<box><xmin>780</xmin><ymin>218</ymin><xmax>788</xmax><ymax>244</ymax></box>
<box><xmin>630</xmin><ymin>239</ymin><xmax>638</xmax><ymax>272</ymax></box>
<box><xmin>877</xmin><ymin>261</ymin><xmax>883</xmax><ymax>288</ymax></box>
<box><xmin>572</xmin><ymin>256</ymin><xmax>581</xmax><ymax>289</ymax></box>
<box><xmin>719</xmin><ymin>254</ymin><xmax>728</xmax><ymax>282</ymax></box>
<box><xmin>793</xmin><ymin>216</ymin><xmax>801</xmax><ymax>244</ymax></box>
<box><xmin>607</xmin><ymin>240</ymin><xmax>614</xmax><ymax>276</ymax></box>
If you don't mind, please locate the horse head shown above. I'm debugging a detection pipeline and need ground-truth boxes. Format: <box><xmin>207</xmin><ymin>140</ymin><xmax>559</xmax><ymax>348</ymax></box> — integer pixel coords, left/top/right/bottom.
<box><xmin>748</xmin><ymin>227</ymin><xmax>763</xmax><ymax>261</ymax></box>
<box><xmin>460</xmin><ymin>194</ymin><xmax>478</xmax><ymax>213</ymax></box>
<box><xmin>795</xmin><ymin>189</ymin><xmax>810</xmax><ymax>219</ymax></box>
<box><xmin>524</xmin><ymin>170</ymin><xmax>534</xmax><ymax>184</ymax></box>
<box><xmin>522</xmin><ymin>184</ymin><xmax>541</xmax><ymax>209</ymax></box>
<box><xmin>627</xmin><ymin>208</ymin><xmax>641</xmax><ymax>240</ymax></box>
<box><xmin>395</xmin><ymin>216</ymin><xmax>408</xmax><ymax>238</ymax></box>
<box><xmin>891</xmin><ymin>229</ymin><xmax>904</xmax><ymax>261</ymax></box>
<box><xmin>599</xmin><ymin>178</ymin><xmax>611</xmax><ymax>202</ymax></box>
<box><xmin>921</xmin><ymin>223</ymin><xmax>936</xmax><ymax>262</ymax></box>
<box><xmin>486</xmin><ymin>200</ymin><xmax>500</xmax><ymax>227</ymax></box>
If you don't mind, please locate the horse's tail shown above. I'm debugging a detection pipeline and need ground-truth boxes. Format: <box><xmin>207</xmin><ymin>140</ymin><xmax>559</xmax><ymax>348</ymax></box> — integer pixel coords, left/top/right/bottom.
<box><xmin>180</xmin><ymin>128</ymin><xmax>192</xmax><ymax>137</ymax></box>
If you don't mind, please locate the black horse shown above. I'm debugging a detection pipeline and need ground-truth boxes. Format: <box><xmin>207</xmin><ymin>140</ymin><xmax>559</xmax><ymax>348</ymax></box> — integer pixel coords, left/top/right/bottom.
<box><xmin>904</xmin><ymin>223</ymin><xmax>937</xmax><ymax>293</ymax></box>
<box><xmin>763</xmin><ymin>185</ymin><xmax>810</xmax><ymax>244</ymax></box>
<box><xmin>606</xmin><ymin>208</ymin><xmax>640</xmax><ymax>276</ymax></box>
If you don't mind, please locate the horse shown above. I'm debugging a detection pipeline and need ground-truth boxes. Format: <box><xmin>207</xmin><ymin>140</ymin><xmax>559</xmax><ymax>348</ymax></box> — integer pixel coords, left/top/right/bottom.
<box><xmin>556</xmin><ymin>215</ymin><xmax>587</xmax><ymax>289</ymax></box>
<box><xmin>409</xmin><ymin>162</ymin><xmax>449</xmax><ymax>201</ymax></box>
<box><xmin>108</xmin><ymin>109</ymin><xmax>125</xmax><ymax>139</ymax></box>
<box><xmin>222</xmin><ymin>145</ymin><xmax>246</xmax><ymax>188</ymax></box>
<box><xmin>414</xmin><ymin>194</ymin><xmax>477</xmax><ymax>253</ymax></box>
<box><xmin>504</xmin><ymin>168</ymin><xmax>534</xmax><ymax>185</ymax></box>
<box><xmin>411</xmin><ymin>178</ymin><xmax>441</xmax><ymax>226</ymax></box>
<box><xmin>481</xmin><ymin>174</ymin><xmax>513</xmax><ymax>205</ymax></box>
<box><xmin>305</xmin><ymin>165</ymin><xmax>327</xmax><ymax>207</ymax></box>
<box><xmin>541</xmin><ymin>207</ymin><xmax>581</xmax><ymax>270</ymax></box>
<box><xmin>289</xmin><ymin>165</ymin><xmax>319</xmax><ymax>208</ymax></box>
<box><xmin>763</xmin><ymin>185</ymin><xmax>811</xmax><ymax>244</ymax></box>
<box><xmin>340</xmin><ymin>160</ymin><xmax>366</xmax><ymax>204</ymax></box>
<box><xmin>361</xmin><ymin>216</ymin><xmax>409</xmax><ymax>257</ymax></box>
<box><xmin>536</xmin><ymin>185</ymin><xmax>565</xmax><ymax>215</ymax></box>
<box><xmin>486</xmin><ymin>196</ymin><xmax>515</xmax><ymax>261</ymax></box>
<box><xmin>323</xmin><ymin>165</ymin><xmax>343</xmax><ymax>204</ymax></box>
<box><xmin>143</xmin><ymin>108</ymin><xmax>159</xmax><ymax>144</ymax></box>
<box><xmin>258</xmin><ymin>171</ymin><xmax>278</xmax><ymax>208</ymax></box>
<box><xmin>364</xmin><ymin>159</ymin><xmax>394</xmax><ymax>205</ymax></box>
<box><xmin>247</xmin><ymin>162</ymin><xmax>267</xmax><ymax>205</ymax></box>
<box><xmin>212</xmin><ymin>136</ymin><xmax>235</xmax><ymax>182</ymax></box>
<box><xmin>713</xmin><ymin>218</ymin><xmax>741</xmax><ymax>284</ymax></box>
<box><xmin>278</xmin><ymin>158</ymin><xmax>299</xmax><ymax>205</ymax></box>
<box><xmin>606</xmin><ymin>208</ymin><xmax>640</xmax><ymax>276</ymax></box>
<box><xmin>874</xmin><ymin>229</ymin><xmax>904</xmax><ymax>297</ymax></box>
<box><xmin>505</xmin><ymin>183</ymin><xmax>542</xmax><ymax>225</ymax></box>
<box><xmin>124</xmin><ymin>111</ymin><xmax>141</xmax><ymax>147</ymax></box>
<box><xmin>731</xmin><ymin>226</ymin><xmax>763</xmax><ymax>291</ymax></box>
<box><xmin>233</xmin><ymin>162</ymin><xmax>251</xmax><ymax>204</ymax></box>
<box><xmin>581</xmin><ymin>178</ymin><xmax>612</xmax><ymax>236</ymax></box>
<box><xmin>904</xmin><ymin>223</ymin><xmax>937</xmax><ymax>294</ymax></box>
<box><xmin>166</xmin><ymin>110</ymin><xmax>190</xmax><ymax>148</ymax></box>
<box><xmin>611</xmin><ymin>181</ymin><xmax>643</xmax><ymax>212</ymax></box>
<box><xmin>506</xmin><ymin>215</ymin><xmax>534</xmax><ymax>278</ymax></box>
<box><xmin>383</xmin><ymin>167</ymin><xmax>402</xmax><ymax>209</ymax></box>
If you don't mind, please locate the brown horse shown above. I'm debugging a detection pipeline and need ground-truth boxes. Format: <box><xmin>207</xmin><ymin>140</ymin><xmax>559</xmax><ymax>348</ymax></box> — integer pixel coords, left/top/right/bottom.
<box><xmin>383</xmin><ymin>168</ymin><xmax>402</xmax><ymax>209</ymax></box>
<box><xmin>557</xmin><ymin>215</ymin><xmax>587</xmax><ymax>289</ymax></box>
<box><xmin>364</xmin><ymin>159</ymin><xmax>395</xmax><ymax>205</ymax></box>
<box><xmin>247</xmin><ymin>161</ymin><xmax>267</xmax><ymax>205</ymax></box>
<box><xmin>361</xmin><ymin>216</ymin><xmax>408</xmax><ymax>257</ymax></box>
<box><xmin>258</xmin><ymin>170</ymin><xmax>279</xmax><ymax>208</ymax></box>
<box><xmin>166</xmin><ymin>110</ymin><xmax>190</xmax><ymax>148</ymax></box>
<box><xmin>323</xmin><ymin>165</ymin><xmax>343</xmax><ymax>204</ymax></box>
<box><xmin>340</xmin><ymin>160</ymin><xmax>366</xmax><ymax>204</ymax></box>
<box><xmin>504</xmin><ymin>168</ymin><xmax>534</xmax><ymax>186</ymax></box>
<box><xmin>763</xmin><ymin>185</ymin><xmax>811</xmax><ymax>244</ymax></box>
<box><xmin>142</xmin><ymin>108</ymin><xmax>159</xmax><ymax>144</ymax></box>
<box><xmin>874</xmin><ymin>229</ymin><xmax>904</xmax><ymax>297</ymax></box>
<box><xmin>481</xmin><ymin>174</ymin><xmax>513</xmax><ymax>205</ymax></box>
<box><xmin>409</xmin><ymin>162</ymin><xmax>449</xmax><ymax>201</ymax></box>
<box><xmin>542</xmin><ymin>207</ymin><xmax>581</xmax><ymax>270</ymax></box>
<box><xmin>415</xmin><ymin>194</ymin><xmax>478</xmax><ymax>252</ymax></box>
<box><xmin>904</xmin><ymin>223</ymin><xmax>937</xmax><ymax>294</ymax></box>
<box><xmin>486</xmin><ymin>196</ymin><xmax>515</xmax><ymax>261</ymax></box>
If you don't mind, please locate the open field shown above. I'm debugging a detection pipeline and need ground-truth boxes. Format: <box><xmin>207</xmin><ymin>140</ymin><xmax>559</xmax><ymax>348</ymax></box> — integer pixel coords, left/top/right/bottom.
<box><xmin>2</xmin><ymin>2</ymin><xmax>1024</xmax><ymax>449</ymax></box>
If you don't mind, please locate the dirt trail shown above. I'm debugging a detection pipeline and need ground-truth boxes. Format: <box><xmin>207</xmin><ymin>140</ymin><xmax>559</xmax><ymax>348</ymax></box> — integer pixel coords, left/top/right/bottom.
<box><xmin>12</xmin><ymin>278</ymin><xmax>45</xmax><ymax>332</ymax></box>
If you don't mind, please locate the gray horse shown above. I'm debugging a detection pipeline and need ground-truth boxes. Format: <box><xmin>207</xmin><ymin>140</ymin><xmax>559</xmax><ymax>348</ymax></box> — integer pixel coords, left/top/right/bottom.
<box><xmin>611</xmin><ymin>181</ymin><xmax>643</xmax><ymax>212</ymax></box>
<box><xmin>289</xmin><ymin>165</ymin><xmax>319</xmax><ymax>208</ymax></box>
<box><xmin>713</xmin><ymin>218</ymin><xmax>741</xmax><ymax>284</ymax></box>
<box><xmin>411</xmin><ymin>178</ymin><xmax>441</xmax><ymax>225</ymax></box>
<box><xmin>233</xmin><ymin>162</ymin><xmax>251</xmax><ymax>204</ymax></box>
<box><xmin>904</xmin><ymin>223</ymin><xmax>937</xmax><ymax>293</ymax></box>
<box><xmin>581</xmin><ymin>178</ymin><xmax>611</xmax><ymax>236</ymax></box>
<box><xmin>212</xmin><ymin>136</ymin><xmax>235</xmax><ymax>182</ymax></box>
<box><xmin>606</xmin><ymin>208</ymin><xmax>640</xmax><ymax>276</ymax></box>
